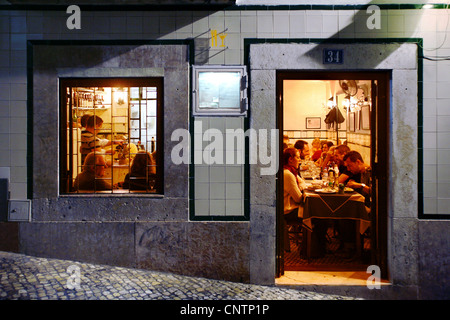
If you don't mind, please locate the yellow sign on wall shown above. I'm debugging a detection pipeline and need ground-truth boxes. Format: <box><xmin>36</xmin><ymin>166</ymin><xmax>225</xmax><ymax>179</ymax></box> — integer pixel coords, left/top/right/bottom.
<box><xmin>211</xmin><ymin>30</ymin><xmax>227</xmax><ymax>47</ymax></box>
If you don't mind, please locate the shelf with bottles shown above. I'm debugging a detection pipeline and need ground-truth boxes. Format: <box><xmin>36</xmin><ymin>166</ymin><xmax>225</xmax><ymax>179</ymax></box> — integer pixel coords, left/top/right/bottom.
<box><xmin>72</xmin><ymin>87</ymin><xmax>111</xmax><ymax>110</ymax></box>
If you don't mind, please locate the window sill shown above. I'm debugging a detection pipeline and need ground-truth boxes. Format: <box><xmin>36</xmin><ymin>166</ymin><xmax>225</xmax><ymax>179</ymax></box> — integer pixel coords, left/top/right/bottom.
<box><xmin>59</xmin><ymin>191</ymin><xmax>164</xmax><ymax>198</ymax></box>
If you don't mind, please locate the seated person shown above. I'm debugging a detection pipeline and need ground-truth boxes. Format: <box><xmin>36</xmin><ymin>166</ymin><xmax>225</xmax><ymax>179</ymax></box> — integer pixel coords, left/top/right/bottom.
<box><xmin>337</xmin><ymin>151</ymin><xmax>372</xmax><ymax>259</ymax></box>
<box><xmin>310</xmin><ymin>137</ymin><xmax>321</xmax><ymax>156</ymax></box>
<box><xmin>283</xmin><ymin>134</ymin><xmax>293</xmax><ymax>148</ymax></box>
<box><xmin>283</xmin><ymin>147</ymin><xmax>307</xmax><ymax>218</ymax></box>
<box><xmin>343</xmin><ymin>150</ymin><xmax>372</xmax><ymax>207</ymax></box>
<box><xmin>314</xmin><ymin>141</ymin><xmax>333</xmax><ymax>166</ymax></box>
<box><xmin>322</xmin><ymin>144</ymin><xmax>353</xmax><ymax>184</ymax></box>
<box><xmin>122</xmin><ymin>151</ymin><xmax>156</xmax><ymax>190</ymax></box>
<box><xmin>293</xmin><ymin>140</ymin><xmax>310</xmax><ymax>173</ymax></box>
<box><xmin>73</xmin><ymin>152</ymin><xmax>112</xmax><ymax>191</ymax></box>
<box><xmin>283</xmin><ymin>147</ymin><xmax>330</xmax><ymax>257</ymax></box>
<box><xmin>283</xmin><ymin>147</ymin><xmax>306</xmax><ymax>252</ymax></box>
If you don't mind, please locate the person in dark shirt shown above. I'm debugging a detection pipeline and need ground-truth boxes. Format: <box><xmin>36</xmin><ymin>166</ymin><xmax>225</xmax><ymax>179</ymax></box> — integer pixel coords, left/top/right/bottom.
<box><xmin>321</xmin><ymin>144</ymin><xmax>354</xmax><ymax>184</ymax></box>
<box><xmin>343</xmin><ymin>150</ymin><xmax>372</xmax><ymax>207</ymax></box>
<box><xmin>337</xmin><ymin>151</ymin><xmax>372</xmax><ymax>259</ymax></box>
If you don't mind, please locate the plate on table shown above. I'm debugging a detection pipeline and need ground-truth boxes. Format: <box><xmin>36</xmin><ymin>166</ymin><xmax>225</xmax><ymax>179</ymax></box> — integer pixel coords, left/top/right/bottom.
<box><xmin>344</xmin><ymin>187</ymin><xmax>354</xmax><ymax>192</ymax></box>
<box><xmin>315</xmin><ymin>188</ymin><xmax>336</xmax><ymax>194</ymax></box>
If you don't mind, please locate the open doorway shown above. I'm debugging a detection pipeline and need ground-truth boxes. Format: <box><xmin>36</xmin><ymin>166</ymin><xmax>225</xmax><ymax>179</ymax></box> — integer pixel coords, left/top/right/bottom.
<box><xmin>276</xmin><ymin>71</ymin><xmax>389</xmax><ymax>285</ymax></box>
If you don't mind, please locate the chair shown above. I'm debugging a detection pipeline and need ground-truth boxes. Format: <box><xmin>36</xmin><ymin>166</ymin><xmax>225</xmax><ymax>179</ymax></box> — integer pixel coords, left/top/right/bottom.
<box><xmin>286</xmin><ymin>220</ymin><xmax>303</xmax><ymax>252</ymax></box>
<box><xmin>283</xmin><ymin>209</ymin><xmax>312</xmax><ymax>255</ymax></box>
<box><xmin>285</xmin><ymin>218</ymin><xmax>313</xmax><ymax>256</ymax></box>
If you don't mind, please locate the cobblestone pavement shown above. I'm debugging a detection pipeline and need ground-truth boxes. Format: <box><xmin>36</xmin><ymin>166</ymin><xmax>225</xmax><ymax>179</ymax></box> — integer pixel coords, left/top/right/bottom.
<box><xmin>0</xmin><ymin>251</ymin><xmax>359</xmax><ymax>302</ymax></box>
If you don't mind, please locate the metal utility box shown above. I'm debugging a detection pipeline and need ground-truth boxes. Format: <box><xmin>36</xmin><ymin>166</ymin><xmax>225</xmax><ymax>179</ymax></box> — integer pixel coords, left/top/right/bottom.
<box><xmin>8</xmin><ymin>200</ymin><xmax>31</xmax><ymax>222</ymax></box>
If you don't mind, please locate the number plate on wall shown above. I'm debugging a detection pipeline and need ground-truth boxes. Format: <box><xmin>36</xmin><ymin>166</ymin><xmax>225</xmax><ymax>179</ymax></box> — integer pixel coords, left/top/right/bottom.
<box><xmin>323</xmin><ymin>49</ymin><xmax>344</xmax><ymax>64</ymax></box>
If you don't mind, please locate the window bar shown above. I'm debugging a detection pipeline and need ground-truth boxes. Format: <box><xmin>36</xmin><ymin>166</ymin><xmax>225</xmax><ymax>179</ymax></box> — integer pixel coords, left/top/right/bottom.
<box><xmin>93</xmin><ymin>97</ymin><xmax>98</xmax><ymax>193</ymax></box>
<box><xmin>109</xmin><ymin>87</ymin><xmax>117</xmax><ymax>193</ymax></box>
<box><xmin>106</xmin><ymin>86</ymin><xmax>113</xmax><ymax>193</ymax></box>
<box><xmin>68</xmin><ymin>87</ymin><xmax>74</xmax><ymax>193</ymax></box>
<box><xmin>63</xmin><ymin>81</ymin><xmax>160</xmax><ymax>194</ymax></box>
<box><xmin>127</xmin><ymin>87</ymin><xmax>132</xmax><ymax>193</ymax></box>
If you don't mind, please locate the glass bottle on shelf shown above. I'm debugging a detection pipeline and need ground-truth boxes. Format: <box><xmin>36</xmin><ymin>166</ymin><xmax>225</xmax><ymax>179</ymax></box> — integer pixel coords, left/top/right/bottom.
<box><xmin>72</xmin><ymin>110</ymin><xmax>77</xmax><ymax>125</ymax></box>
<box><xmin>151</xmin><ymin>137</ymin><xmax>155</xmax><ymax>153</ymax></box>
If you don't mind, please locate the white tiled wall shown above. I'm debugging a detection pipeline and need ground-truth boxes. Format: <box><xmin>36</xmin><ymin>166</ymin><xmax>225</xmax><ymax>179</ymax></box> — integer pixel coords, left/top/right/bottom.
<box><xmin>193</xmin><ymin>117</ymin><xmax>245</xmax><ymax>216</ymax></box>
<box><xmin>0</xmin><ymin>6</ymin><xmax>449</xmax><ymax>215</ymax></box>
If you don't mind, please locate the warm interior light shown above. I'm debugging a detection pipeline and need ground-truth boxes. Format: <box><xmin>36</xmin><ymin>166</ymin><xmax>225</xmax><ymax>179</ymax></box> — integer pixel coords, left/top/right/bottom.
<box><xmin>342</xmin><ymin>95</ymin><xmax>350</xmax><ymax>109</ymax></box>
<box><xmin>327</xmin><ymin>97</ymin><xmax>335</xmax><ymax>109</ymax></box>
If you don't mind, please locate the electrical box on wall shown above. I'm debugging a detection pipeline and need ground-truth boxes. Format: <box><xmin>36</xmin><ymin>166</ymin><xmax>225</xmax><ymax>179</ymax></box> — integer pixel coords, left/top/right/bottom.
<box><xmin>8</xmin><ymin>200</ymin><xmax>31</xmax><ymax>222</ymax></box>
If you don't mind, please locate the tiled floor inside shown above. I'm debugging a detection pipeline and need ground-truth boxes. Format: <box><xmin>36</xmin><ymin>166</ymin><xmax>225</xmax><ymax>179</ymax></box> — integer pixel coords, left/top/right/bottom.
<box><xmin>276</xmin><ymin>270</ymin><xmax>378</xmax><ymax>286</ymax></box>
<box><xmin>277</xmin><ymin>226</ymin><xmax>390</xmax><ymax>286</ymax></box>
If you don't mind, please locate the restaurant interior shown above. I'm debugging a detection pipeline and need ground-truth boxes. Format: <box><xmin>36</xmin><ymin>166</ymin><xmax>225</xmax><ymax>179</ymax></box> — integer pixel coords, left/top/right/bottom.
<box><xmin>280</xmin><ymin>79</ymin><xmax>379</xmax><ymax>285</ymax></box>
<box><xmin>62</xmin><ymin>81</ymin><xmax>161</xmax><ymax>194</ymax></box>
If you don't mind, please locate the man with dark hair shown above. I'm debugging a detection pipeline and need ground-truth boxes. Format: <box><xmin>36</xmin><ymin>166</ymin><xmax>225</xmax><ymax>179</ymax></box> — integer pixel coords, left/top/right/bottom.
<box><xmin>335</xmin><ymin>144</ymin><xmax>351</xmax><ymax>159</ymax></box>
<box><xmin>321</xmin><ymin>144</ymin><xmax>349</xmax><ymax>168</ymax></box>
<box><xmin>293</xmin><ymin>140</ymin><xmax>310</xmax><ymax>160</ymax></box>
<box><xmin>80</xmin><ymin>114</ymin><xmax>91</xmax><ymax>128</ymax></box>
<box><xmin>80</xmin><ymin>115</ymin><xmax>122</xmax><ymax>164</ymax></box>
<box><xmin>80</xmin><ymin>115</ymin><xmax>110</xmax><ymax>164</ymax></box>
<box><xmin>293</xmin><ymin>140</ymin><xmax>311</xmax><ymax>173</ymax></box>
<box><xmin>344</xmin><ymin>150</ymin><xmax>372</xmax><ymax>206</ymax></box>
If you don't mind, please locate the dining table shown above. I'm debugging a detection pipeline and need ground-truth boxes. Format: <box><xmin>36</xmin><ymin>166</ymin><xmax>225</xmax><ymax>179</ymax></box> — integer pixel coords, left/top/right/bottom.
<box><xmin>300</xmin><ymin>181</ymin><xmax>371</xmax><ymax>259</ymax></box>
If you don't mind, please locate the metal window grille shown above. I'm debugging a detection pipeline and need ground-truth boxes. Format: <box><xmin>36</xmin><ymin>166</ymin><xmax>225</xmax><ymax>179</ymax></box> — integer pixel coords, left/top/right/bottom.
<box><xmin>60</xmin><ymin>78</ymin><xmax>162</xmax><ymax>194</ymax></box>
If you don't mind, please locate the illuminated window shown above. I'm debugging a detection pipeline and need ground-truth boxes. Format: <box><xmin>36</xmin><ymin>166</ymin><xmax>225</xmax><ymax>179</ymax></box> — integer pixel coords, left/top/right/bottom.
<box><xmin>192</xmin><ymin>65</ymin><xmax>248</xmax><ymax>116</ymax></box>
<box><xmin>60</xmin><ymin>78</ymin><xmax>163</xmax><ymax>194</ymax></box>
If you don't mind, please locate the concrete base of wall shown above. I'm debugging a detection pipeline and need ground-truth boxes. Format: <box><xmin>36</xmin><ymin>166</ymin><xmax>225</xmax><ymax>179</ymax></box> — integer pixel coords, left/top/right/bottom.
<box><xmin>417</xmin><ymin>220</ymin><xmax>450</xmax><ymax>300</ymax></box>
<box><xmin>17</xmin><ymin>221</ymin><xmax>251</xmax><ymax>284</ymax></box>
<box><xmin>1</xmin><ymin>219</ymin><xmax>448</xmax><ymax>299</ymax></box>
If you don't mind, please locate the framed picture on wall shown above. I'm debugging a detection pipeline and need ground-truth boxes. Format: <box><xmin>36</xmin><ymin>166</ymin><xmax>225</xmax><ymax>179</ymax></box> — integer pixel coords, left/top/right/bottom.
<box><xmin>361</xmin><ymin>106</ymin><xmax>370</xmax><ymax>129</ymax></box>
<box><xmin>349</xmin><ymin>112</ymin><xmax>355</xmax><ymax>131</ymax></box>
<box><xmin>356</xmin><ymin>110</ymin><xmax>360</xmax><ymax>130</ymax></box>
<box><xmin>306</xmin><ymin>117</ymin><xmax>321</xmax><ymax>129</ymax></box>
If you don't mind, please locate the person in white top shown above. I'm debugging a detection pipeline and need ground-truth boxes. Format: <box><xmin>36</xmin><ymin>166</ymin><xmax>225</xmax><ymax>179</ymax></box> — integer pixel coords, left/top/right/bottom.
<box><xmin>283</xmin><ymin>147</ymin><xmax>307</xmax><ymax>218</ymax></box>
<box><xmin>282</xmin><ymin>147</ymin><xmax>308</xmax><ymax>252</ymax></box>
<box><xmin>283</xmin><ymin>147</ymin><xmax>328</xmax><ymax>257</ymax></box>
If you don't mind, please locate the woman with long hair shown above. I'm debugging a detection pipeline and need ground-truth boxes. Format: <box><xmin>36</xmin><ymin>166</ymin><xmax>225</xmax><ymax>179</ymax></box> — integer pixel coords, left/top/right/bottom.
<box><xmin>282</xmin><ymin>147</ymin><xmax>307</xmax><ymax>252</ymax></box>
<box><xmin>123</xmin><ymin>151</ymin><xmax>156</xmax><ymax>190</ymax></box>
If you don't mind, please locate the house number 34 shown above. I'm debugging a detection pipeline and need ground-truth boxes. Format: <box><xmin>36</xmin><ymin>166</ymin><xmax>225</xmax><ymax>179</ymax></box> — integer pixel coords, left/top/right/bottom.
<box><xmin>323</xmin><ymin>49</ymin><xmax>344</xmax><ymax>65</ymax></box>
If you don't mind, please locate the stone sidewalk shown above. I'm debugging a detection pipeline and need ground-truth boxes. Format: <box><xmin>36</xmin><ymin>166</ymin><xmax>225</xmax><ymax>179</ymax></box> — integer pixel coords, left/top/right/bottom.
<box><xmin>0</xmin><ymin>251</ymin><xmax>359</xmax><ymax>301</ymax></box>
